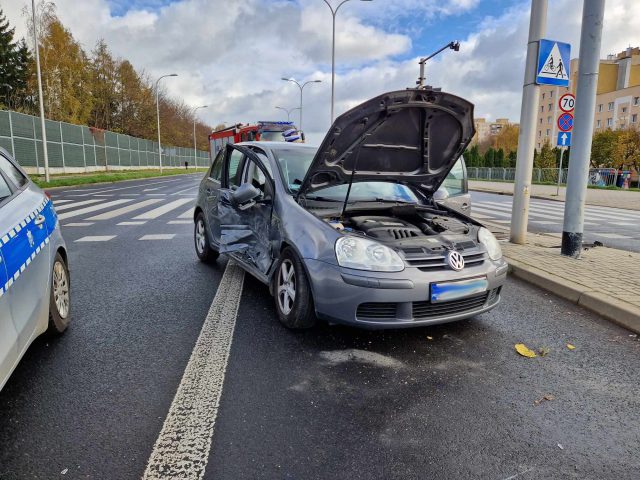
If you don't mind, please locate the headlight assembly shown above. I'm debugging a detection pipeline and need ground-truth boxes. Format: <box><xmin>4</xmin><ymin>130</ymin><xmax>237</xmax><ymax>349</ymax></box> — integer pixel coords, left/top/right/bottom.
<box><xmin>478</xmin><ymin>227</ymin><xmax>502</xmax><ymax>260</ymax></box>
<box><xmin>335</xmin><ymin>236</ymin><xmax>405</xmax><ymax>272</ymax></box>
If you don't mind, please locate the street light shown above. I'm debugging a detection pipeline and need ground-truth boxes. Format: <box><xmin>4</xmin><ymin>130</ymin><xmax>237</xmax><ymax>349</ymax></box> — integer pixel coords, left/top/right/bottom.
<box><xmin>416</xmin><ymin>41</ymin><xmax>460</xmax><ymax>88</ymax></box>
<box><xmin>192</xmin><ymin>105</ymin><xmax>207</xmax><ymax>170</ymax></box>
<box><xmin>322</xmin><ymin>0</ymin><xmax>372</xmax><ymax>123</ymax></box>
<box><xmin>275</xmin><ymin>106</ymin><xmax>301</xmax><ymax>122</ymax></box>
<box><xmin>155</xmin><ymin>73</ymin><xmax>178</xmax><ymax>173</ymax></box>
<box><xmin>281</xmin><ymin>78</ymin><xmax>321</xmax><ymax>132</ymax></box>
<box><xmin>31</xmin><ymin>0</ymin><xmax>49</xmax><ymax>182</ymax></box>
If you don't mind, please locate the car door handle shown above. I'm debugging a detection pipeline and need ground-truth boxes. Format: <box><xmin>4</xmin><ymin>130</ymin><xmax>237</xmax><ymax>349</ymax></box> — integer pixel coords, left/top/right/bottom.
<box><xmin>34</xmin><ymin>214</ymin><xmax>46</xmax><ymax>227</ymax></box>
<box><xmin>461</xmin><ymin>203</ymin><xmax>469</xmax><ymax>210</ymax></box>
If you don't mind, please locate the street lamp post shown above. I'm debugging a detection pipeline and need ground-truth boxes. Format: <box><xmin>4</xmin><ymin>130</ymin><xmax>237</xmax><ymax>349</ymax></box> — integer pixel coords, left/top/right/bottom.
<box><xmin>281</xmin><ymin>78</ymin><xmax>321</xmax><ymax>132</ymax></box>
<box><xmin>31</xmin><ymin>0</ymin><xmax>49</xmax><ymax>182</ymax></box>
<box><xmin>275</xmin><ymin>106</ymin><xmax>301</xmax><ymax>122</ymax></box>
<box><xmin>416</xmin><ymin>41</ymin><xmax>460</xmax><ymax>87</ymax></box>
<box><xmin>155</xmin><ymin>73</ymin><xmax>178</xmax><ymax>173</ymax></box>
<box><xmin>192</xmin><ymin>105</ymin><xmax>207</xmax><ymax>170</ymax></box>
<box><xmin>322</xmin><ymin>0</ymin><xmax>372</xmax><ymax>124</ymax></box>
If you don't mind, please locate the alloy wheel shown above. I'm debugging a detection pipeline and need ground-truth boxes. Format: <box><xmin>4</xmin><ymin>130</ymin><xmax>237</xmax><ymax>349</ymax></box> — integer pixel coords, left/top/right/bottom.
<box><xmin>195</xmin><ymin>218</ymin><xmax>206</xmax><ymax>254</ymax></box>
<box><xmin>53</xmin><ymin>261</ymin><xmax>69</xmax><ymax>319</ymax></box>
<box><xmin>277</xmin><ymin>259</ymin><xmax>296</xmax><ymax>315</ymax></box>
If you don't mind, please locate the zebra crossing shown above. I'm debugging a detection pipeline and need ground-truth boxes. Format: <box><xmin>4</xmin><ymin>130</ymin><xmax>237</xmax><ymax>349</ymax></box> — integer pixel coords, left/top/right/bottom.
<box><xmin>470</xmin><ymin>193</ymin><xmax>639</xmax><ymax>251</ymax></box>
<box><xmin>51</xmin><ymin>186</ymin><xmax>198</xmax><ymax>243</ymax></box>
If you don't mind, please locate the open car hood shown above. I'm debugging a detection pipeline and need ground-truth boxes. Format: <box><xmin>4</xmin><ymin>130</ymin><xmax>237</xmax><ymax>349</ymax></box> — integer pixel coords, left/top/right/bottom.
<box><xmin>297</xmin><ymin>88</ymin><xmax>475</xmax><ymax>197</ymax></box>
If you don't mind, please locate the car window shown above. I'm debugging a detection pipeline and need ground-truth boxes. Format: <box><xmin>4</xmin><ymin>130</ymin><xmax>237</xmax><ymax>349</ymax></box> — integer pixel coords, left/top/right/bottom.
<box><xmin>271</xmin><ymin>146</ymin><xmax>317</xmax><ymax>193</ymax></box>
<box><xmin>441</xmin><ymin>158</ymin><xmax>465</xmax><ymax>196</ymax></box>
<box><xmin>227</xmin><ymin>149</ymin><xmax>244</xmax><ymax>188</ymax></box>
<box><xmin>0</xmin><ymin>155</ymin><xmax>28</xmax><ymax>189</ymax></box>
<box><xmin>0</xmin><ymin>171</ymin><xmax>12</xmax><ymax>201</ymax></box>
<box><xmin>210</xmin><ymin>150</ymin><xmax>224</xmax><ymax>181</ymax></box>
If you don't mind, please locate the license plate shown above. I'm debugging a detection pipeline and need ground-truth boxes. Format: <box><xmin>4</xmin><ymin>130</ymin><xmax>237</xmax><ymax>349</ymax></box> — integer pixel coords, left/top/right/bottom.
<box><xmin>430</xmin><ymin>278</ymin><xmax>488</xmax><ymax>303</ymax></box>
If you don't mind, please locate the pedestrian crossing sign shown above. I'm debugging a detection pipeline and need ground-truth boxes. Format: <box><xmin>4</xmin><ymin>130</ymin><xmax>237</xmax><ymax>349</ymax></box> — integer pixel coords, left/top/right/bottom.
<box><xmin>536</xmin><ymin>39</ymin><xmax>570</xmax><ymax>86</ymax></box>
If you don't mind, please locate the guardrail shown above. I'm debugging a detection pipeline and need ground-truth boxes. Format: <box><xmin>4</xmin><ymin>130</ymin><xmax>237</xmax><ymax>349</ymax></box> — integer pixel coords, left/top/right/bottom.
<box><xmin>0</xmin><ymin>110</ymin><xmax>210</xmax><ymax>174</ymax></box>
<box><xmin>468</xmin><ymin>167</ymin><xmax>638</xmax><ymax>188</ymax></box>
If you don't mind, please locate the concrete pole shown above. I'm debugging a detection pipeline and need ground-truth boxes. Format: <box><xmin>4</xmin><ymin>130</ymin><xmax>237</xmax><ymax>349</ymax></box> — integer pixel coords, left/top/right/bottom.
<box><xmin>510</xmin><ymin>0</ymin><xmax>548</xmax><ymax>244</ymax></box>
<box><xmin>31</xmin><ymin>0</ymin><xmax>49</xmax><ymax>182</ymax></box>
<box><xmin>561</xmin><ymin>0</ymin><xmax>605</xmax><ymax>256</ymax></box>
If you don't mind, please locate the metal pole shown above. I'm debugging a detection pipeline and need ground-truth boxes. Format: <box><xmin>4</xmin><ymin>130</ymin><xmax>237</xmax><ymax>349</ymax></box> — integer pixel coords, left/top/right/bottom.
<box><xmin>299</xmin><ymin>84</ymin><xmax>303</xmax><ymax>131</ymax></box>
<box><xmin>556</xmin><ymin>146</ymin><xmax>564</xmax><ymax>195</ymax></box>
<box><xmin>510</xmin><ymin>0</ymin><xmax>548</xmax><ymax>244</ymax></box>
<box><xmin>330</xmin><ymin>8</ymin><xmax>336</xmax><ymax>122</ymax></box>
<box><xmin>155</xmin><ymin>73</ymin><xmax>178</xmax><ymax>174</ymax></box>
<box><xmin>32</xmin><ymin>0</ymin><xmax>49</xmax><ymax>182</ymax></box>
<box><xmin>192</xmin><ymin>105</ymin><xmax>207</xmax><ymax>170</ymax></box>
<box><xmin>561</xmin><ymin>0</ymin><xmax>605</xmax><ymax>256</ymax></box>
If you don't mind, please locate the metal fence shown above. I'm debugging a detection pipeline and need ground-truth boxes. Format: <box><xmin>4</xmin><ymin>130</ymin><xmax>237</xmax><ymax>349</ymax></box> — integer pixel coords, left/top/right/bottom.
<box><xmin>0</xmin><ymin>110</ymin><xmax>210</xmax><ymax>174</ymax></box>
<box><xmin>468</xmin><ymin>167</ymin><xmax>638</xmax><ymax>188</ymax></box>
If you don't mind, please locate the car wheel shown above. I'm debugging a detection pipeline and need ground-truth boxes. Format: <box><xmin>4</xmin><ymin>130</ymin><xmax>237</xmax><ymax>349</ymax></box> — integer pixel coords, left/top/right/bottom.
<box><xmin>275</xmin><ymin>248</ymin><xmax>316</xmax><ymax>330</ymax></box>
<box><xmin>48</xmin><ymin>252</ymin><xmax>70</xmax><ymax>334</ymax></box>
<box><xmin>195</xmin><ymin>211</ymin><xmax>219</xmax><ymax>263</ymax></box>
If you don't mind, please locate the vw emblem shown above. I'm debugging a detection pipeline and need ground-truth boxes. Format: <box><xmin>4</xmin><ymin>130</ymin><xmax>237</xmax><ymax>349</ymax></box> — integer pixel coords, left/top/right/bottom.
<box><xmin>27</xmin><ymin>230</ymin><xmax>34</xmax><ymax>248</ymax></box>
<box><xmin>446</xmin><ymin>250</ymin><xmax>465</xmax><ymax>271</ymax></box>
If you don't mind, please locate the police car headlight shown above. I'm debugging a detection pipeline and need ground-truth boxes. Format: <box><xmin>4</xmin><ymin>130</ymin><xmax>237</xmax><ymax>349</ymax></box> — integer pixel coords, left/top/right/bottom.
<box><xmin>478</xmin><ymin>227</ymin><xmax>502</xmax><ymax>260</ymax></box>
<box><xmin>335</xmin><ymin>236</ymin><xmax>404</xmax><ymax>272</ymax></box>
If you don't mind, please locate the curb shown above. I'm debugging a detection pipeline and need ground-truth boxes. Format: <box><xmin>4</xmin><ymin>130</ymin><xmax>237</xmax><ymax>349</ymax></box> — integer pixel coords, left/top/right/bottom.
<box><xmin>506</xmin><ymin>258</ymin><xmax>640</xmax><ymax>334</ymax></box>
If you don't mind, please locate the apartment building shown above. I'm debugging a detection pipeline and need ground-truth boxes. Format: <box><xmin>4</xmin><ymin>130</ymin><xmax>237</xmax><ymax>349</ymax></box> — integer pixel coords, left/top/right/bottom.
<box><xmin>536</xmin><ymin>47</ymin><xmax>640</xmax><ymax>149</ymax></box>
<box><xmin>472</xmin><ymin>118</ymin><xmax>513</xmax><ymax>146</ymax></box>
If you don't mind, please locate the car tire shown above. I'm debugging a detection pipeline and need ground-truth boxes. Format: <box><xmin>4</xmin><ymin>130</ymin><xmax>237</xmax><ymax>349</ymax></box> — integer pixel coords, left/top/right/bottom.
<box><xmin>274</xmin><ymin>248</ymin><xmax>316</xmax><ymax>330</ymax></box>
<box><xmin>195</xmin><ymin>211</ymin><xmax>219</xmax><ymax>263</ymax></box>
<box><xmin>48</xmin><ymin>252</ymin><xmax>70</xmax><ymax>334</ymax></box>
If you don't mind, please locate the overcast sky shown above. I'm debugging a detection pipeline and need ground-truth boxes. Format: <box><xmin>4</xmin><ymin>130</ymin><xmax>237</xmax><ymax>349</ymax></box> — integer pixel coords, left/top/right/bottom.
<box><xmin>3</xmin><ymin>0</ymin><xmax>640</xmax><ymax>144</ymax></box>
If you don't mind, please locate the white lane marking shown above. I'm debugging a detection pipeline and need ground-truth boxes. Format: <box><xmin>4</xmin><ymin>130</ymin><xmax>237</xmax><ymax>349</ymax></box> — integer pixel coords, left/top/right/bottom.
<box><xmin>143</xmin><ymin>262</ymin><xmax>244</xmax><ymax>480</ymax></box>
<box><xmin>146</xmin><ymin>193</ymin><xmax>167</xmax><ymax>196</ymax></box>
<box><xmin>144</xmin><ymin>188</ymin><xmax>161</xmax><ymax>192</ymax></box>
<box><xmin>52</xmin><ymin>199</ymin><xmax>73</xmax><ymax>205</ymax></box>
<box><xmin>471</xmin><ymin>206</ymin><xmax>510</xmax><ymax>217</ymax></box>
<box><xmin>54</xmin><ymin>199</ymin><xmax>104</xmax><ymax>211</ymax></box>
<box><xmin>86</xmin><ymin>198</ymin><xmax>163</xmax><ymax>220</ymax></box>
<box><xmin>94</xmin><ymin>194</ymin><xmax>114</xmax><ymax>197</ymax></box>
<box><xmin>58</xmin><ymin>199</ymin><xmax>133</xmax><ymax>220</ymax></box>
<box><xmin>172</xmin><ymin>186</ymin><xmax>198</xmax><ymax>195</ymax></box>
<box><xmin>75</xmin><ymin>235</ymin><xmax>116</xmax><ymax>242</ymax></box>
<box><xmin>594</xmin><ymin>233</ymin><xmax>632</xmax><ymax>239</ymax></box>
<box><xmin>612</xmin><ymin>222</ymin><xmax>637</xmax><ymax>226</ymax></box>
<box><xmin>139</xmin><ymin>234</ymin><xmax>176</xmax><ymax>240</ymax></box>
<box><xmin>133</xmin><ymin>198</ymin><xmax>193</xmax><ymax>220</ymax></box>
<box><xmin>118</xmin><ymin>221</ymin><xmax>147</xmax><ymax>226</ymax></box>
<box><xmin>63</xmin><ymin>222</ymin><xmax>95</xmax><ymax>227</ymax></box>
<box><xmin>167</xmin><ymin>220</ymin><xmax>192</xmax><ymax>225</ymax></box>
<box><xmin>474</xmin><ymin>202</ymin><xmax>560</xmax><ymax>220</ymax></box>
<box><xmin>178</xmin><ymin>208</ymin><xmax>194</xmax><ymax>219</ymax></box>
<box><xmin>480</xmin><ymin>200</ymin><xmax>639</xmax><ymax>221</ymax></box>
<box><xmin>73</xmin><ymin>177</ymin><xmax>191</xmax><ymax>196</ymax></box>
<box><xmin>530</xmin><ymin>220</ymin><xmax>558</xmax><ymax>225</ymax></box>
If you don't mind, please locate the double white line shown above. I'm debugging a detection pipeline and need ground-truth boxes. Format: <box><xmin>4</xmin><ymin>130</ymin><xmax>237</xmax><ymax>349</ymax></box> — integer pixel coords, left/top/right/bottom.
<box><xmin>143</xmin><ymin>262</ymin><xmax>245</xmax><ymax>479</ymax></box>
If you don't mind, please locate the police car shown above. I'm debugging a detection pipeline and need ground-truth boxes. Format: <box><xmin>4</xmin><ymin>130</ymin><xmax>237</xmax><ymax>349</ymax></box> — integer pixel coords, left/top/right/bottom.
<box><xmin>0</xmin><ymin>148</ymin><xmax>70</xmax><ymax>391</ymax></box>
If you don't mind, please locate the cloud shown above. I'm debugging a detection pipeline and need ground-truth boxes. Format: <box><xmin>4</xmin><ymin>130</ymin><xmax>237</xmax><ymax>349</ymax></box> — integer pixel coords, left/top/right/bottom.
<box><xmin>3</xmin><ymin>0</ymin><xmax>640</xmax><ymax>145</ymax></box>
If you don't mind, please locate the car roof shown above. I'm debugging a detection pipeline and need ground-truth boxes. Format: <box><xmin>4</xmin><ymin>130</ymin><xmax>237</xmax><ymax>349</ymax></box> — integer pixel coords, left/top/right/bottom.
<box><xmin>237</xmin><ymin>141</ymin><xmax>317</xmax><ymax>150</ymax></box>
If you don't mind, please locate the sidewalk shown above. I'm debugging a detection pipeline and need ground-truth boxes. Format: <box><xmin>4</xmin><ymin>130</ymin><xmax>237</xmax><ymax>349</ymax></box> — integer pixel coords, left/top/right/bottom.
<box><xmin>501</xmin><ymin>233</ymin><xmax>640</xmax><ymax>334</ymax></box>
<box><xmin>470</xmin><ymin>180</ymin><xmax>640</xmax><ymax>211</ymax></box>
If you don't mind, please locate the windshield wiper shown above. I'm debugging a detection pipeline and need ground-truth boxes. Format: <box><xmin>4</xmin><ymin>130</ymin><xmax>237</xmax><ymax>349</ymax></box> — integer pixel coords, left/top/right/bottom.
<box><xmin>304</xmin><ymin>195</ymin><xmax>344</xmax><ymax>202</ymax></box>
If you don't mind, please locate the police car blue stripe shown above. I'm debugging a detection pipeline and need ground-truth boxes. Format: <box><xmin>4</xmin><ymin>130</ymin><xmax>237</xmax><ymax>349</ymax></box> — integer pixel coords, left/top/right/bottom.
<box><xmin>0</xmin><ymin>199</ymin><xmax>56</xmax><ymax>298</ymax></box>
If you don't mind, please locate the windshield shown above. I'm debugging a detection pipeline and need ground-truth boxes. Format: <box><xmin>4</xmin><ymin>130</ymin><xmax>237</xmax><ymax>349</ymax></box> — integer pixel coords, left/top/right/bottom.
<box><xmin>272</xmin><ymin>146</ymin><xmax>317</xmax><ymax>191</ymax></box>
<box><xmin>260</xmin><ymin>131</ymin><xmax>285</xmax><ymax>141</ymax></box>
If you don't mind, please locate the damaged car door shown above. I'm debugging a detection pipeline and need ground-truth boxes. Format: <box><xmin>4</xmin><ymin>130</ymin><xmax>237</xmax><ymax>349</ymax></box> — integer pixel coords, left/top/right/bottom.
<box><xmin>218</xmin><ymin>145</ymin><xmax>275</xmax><ymax>275</ymax></box>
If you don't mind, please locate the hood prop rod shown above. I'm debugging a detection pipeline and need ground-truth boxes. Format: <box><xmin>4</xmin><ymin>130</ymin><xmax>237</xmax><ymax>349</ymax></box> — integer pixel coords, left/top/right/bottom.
<box><xmin>340</xmin><ymin>129</ymin><xmax>370</xmax><ymax>220</ymax></box>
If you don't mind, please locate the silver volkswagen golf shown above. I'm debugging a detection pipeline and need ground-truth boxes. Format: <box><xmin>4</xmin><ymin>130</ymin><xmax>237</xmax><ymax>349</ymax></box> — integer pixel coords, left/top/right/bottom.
<box><xmin>194</xmin><ymin>88</ymin><xmax>507</xmax><ymax>329</ymax></box>
<box><xmin>0</xmin><ymin>149</ymin><xmax>70</xmax><ymax>390</ymax></box>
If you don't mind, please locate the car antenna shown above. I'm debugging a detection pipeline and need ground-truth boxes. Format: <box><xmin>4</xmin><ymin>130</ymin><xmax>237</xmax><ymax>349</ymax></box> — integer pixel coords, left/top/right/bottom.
<box><xmin>340</xmin><ymin>122</ymin><xmax>370</xmax><ymax>220</ymax></box>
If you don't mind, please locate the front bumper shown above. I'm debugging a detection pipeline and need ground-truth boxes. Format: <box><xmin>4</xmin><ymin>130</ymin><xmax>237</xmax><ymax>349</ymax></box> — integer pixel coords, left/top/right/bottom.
<box><xmin>304</xmin><ymin>257</ymin><xmax>508</xmax><ymax>329</ymax></box>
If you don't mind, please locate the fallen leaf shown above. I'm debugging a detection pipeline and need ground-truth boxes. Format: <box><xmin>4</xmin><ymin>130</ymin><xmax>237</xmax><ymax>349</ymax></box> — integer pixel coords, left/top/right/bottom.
<box><xmin>534</xmin><ymin>394</ymin><xmax>555</xmax><ymax>405</ymax></box>
<box><xmin>566</xmin><ymin>344</ymin><xmax>576</xmax><ymax>350</ymax></box>
<box><xmin>427</xmin><ymin>336</ymin><xmax>433</xmax><ymax>341</ymax></box>
<box><xmin>557</xmin><ymin>443</ymin><xmax>564</xmax><ymax>450</ymax></box>
<box><xmin>61</xmin><ymin>469</ymin><xmax>68</xmax><ymax>475</ymax></box>
<box><xmin>515</xmin><ymin>343</ymin><xmax>537</xmax><ymax>358</ymax></box>
<box><xmin>538</xmin><ymin>347</ymin><xmax>550</xmax><ymax>357</ymax></box>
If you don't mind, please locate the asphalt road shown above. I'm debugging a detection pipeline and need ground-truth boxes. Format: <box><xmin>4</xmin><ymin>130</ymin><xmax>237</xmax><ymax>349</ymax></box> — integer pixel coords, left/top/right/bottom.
<box><xmin>1</xmin><ymin>174</ymin><xmax>639</xmax><ymax>479</ymax></box>
<box><xmin>470</xmin><ymin>191</ymin><xmax>640</xmax><ymax>253</ymax></box>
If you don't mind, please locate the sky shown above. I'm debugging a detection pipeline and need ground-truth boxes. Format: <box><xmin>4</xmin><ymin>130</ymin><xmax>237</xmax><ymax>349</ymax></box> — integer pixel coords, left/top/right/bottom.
<box><xmin>3</xmin><ymin>0</ymin><xmax>640</xmax><ymax>144</ymax></box>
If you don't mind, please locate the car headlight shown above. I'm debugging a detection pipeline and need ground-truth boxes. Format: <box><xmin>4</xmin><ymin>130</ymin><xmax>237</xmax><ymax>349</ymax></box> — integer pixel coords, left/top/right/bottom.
<box><xmin>335</xmin><ymin>236</ymin><xmax>405</xmax><ymax>272</ymax></box>
<box><xmin>478</xmin><ymin>227</ymin><xmax>502</xmax><ymax>260</ymax></box>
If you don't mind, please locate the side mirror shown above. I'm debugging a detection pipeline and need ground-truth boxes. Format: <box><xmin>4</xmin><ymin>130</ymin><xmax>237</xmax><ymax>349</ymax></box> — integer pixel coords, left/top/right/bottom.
<box><xmin>231</xmin><ymin>183</ymin><xmax>261</xmax><ymax>210</ymax></box>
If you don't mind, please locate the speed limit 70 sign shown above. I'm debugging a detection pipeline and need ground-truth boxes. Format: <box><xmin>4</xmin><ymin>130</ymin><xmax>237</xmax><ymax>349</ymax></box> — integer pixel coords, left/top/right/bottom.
<box><xmin>559</xmin><ymin>93</ymin><xmax>575</xmax><ymax>113</ymax></box>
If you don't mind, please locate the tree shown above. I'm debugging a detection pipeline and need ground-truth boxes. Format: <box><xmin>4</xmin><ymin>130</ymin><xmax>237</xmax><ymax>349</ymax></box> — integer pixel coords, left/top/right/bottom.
<box><xmin>0</xmin><ymin>10</ymin><xmax>32</xmax><ymax>110</ymax></box>
<box><xmin>613</xmin><ymin>127</ymin><xmax>640</xmax><ymax>169</ymax></box>
<box><xmin>90</xmin><ymin>39</ymin><xmax>118</xmax><ymax>131</ymax></box>
<box><xmin>494</xmin><ymin>123</ymin><xmax>519</xmax><ymax>154</ymax></box>
<box><xmin>590</xmin><ymin>129</ymin><xmax>617</xmax><ymax>167</ymax></box>
<box><xmin>535</xmin><ymin>141</ymin><xmax>556</xmax><ymax>168</ymax></box>
<box><xmin>465</xmin><ymin>144</ymin><xmax>480</xmax><ymax>167</ymax></box>
<box><xmin>495</xmin><ymin>148</ymin><xmax>507</xmax><ymax>168</ymax></box>
<box><xmin>484</xmin><ymin>148</ymin><xmax>495</xmax><ymax>168</ymax></box>
<box><xmin>507</xmin><ymin>150</ymin><xmax>517</xmax><ymax>168</ymax></box>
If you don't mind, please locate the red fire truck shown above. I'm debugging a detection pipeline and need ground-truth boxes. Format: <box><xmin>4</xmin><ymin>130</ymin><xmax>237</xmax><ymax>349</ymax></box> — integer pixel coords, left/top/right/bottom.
<box><xmin>208</xmin><ymin>121</ymin><xmax>299</xmax><ymax>159</ymax></box>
